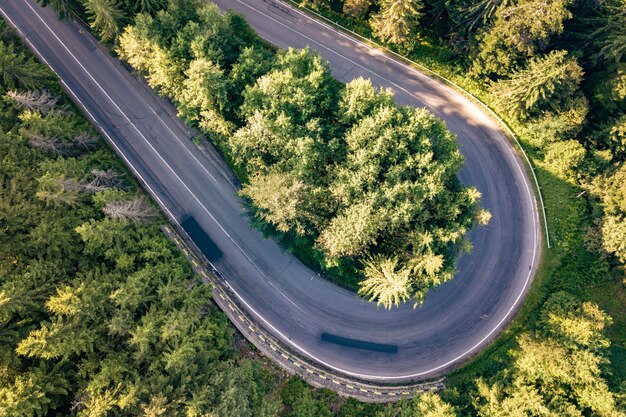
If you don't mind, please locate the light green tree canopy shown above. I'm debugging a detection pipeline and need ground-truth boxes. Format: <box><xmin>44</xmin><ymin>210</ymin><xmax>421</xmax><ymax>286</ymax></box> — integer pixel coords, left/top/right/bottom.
<box><xmin>371</xmin><ymin>0</ymin><xmax>424</xmax><ymax>44</ymax></box>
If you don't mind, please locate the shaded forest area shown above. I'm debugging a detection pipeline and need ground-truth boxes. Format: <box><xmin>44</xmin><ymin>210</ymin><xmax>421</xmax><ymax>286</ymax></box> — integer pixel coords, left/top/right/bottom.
<box><xmin>1</xmin><ymin>0</ymin><xmax>625</xmax><ymax>415</ymax></box>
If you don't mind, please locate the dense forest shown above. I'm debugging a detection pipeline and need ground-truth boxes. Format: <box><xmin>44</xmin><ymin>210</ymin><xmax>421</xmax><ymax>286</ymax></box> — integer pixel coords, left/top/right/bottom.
<box><xmin>1</xmin><ymin>0</ymin><xmax>625</xmax><ymax>415</ymax></box>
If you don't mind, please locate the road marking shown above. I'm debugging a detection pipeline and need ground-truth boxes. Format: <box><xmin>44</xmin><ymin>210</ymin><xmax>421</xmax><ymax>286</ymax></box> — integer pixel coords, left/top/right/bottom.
<box><xmin>267</xmin><ymin>281</ymin><xmax>304</xmax><ymax>313</ymax></box>
<box><xmin>4</xmin><ymin>0</ymin><xmax>540</xmax><ymax>382</ymax></box>
<box><xmin>219</xmin><ymin>0</ymin><xmax>542</xmax><ymax>381</ymax></box>
<box><xmin>269</xmin><ymin>0</ymin><xmax>550</xmax><ymax>248</ymax></box>
<box><xmin>0</xmin><ymin>9</ymin><xmax>181</xmax><ymax>228</ymax></box>
<box><xmin>18</xmin><ymin>0</ymin><xmax>276</xmax><ymax>292</ymax></box>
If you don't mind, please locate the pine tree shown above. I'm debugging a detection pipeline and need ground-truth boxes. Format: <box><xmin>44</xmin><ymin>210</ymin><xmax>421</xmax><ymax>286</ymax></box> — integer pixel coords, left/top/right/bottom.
<box><xmin>83</xmin><ymin>0</ymin><xmax>124</xmax><ymax>42</ymax></box>
<box><xmin>371</xmin><ymin>0</ymin><xmax>424</xmax><ymax>44</ymax></box>
<box><xmin>455</xmin><ymin>0</ymin><xmax>513</xmax><ymax>35</ymax></box>
<box><xmin>470</xmin><ymin>0</ymin><xmax>573</xmax><ymax>78</ymax></box>
<box><xmin>134</xmin><ymin>0</ymin><xmax>166</xmax><ymax>15</ymax></box>
<box><xmin>0</xmin><ymin>42</ymin><xmax>49</xmax><ymax>89</ymax></box>
<box><xmin>592</xmin><ymin>0</ymin><xmax>626</xmax><ymax>65</ymax></box>
<box><xmin>491</xmin><ymin>50</ymin><xmax>584</xmax><ymax>120</ymax></box>
<box><xmin>358</xmin><ymin>256</ymin><xmax>412</xmax><ymax>309</ymax></box>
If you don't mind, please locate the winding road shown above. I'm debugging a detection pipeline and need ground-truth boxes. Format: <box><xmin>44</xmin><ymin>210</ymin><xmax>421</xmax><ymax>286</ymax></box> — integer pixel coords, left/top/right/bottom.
<box><xmin>1</xmin><ymin>0</ymin><xmax>541</xmax><ymax>382</ymax></box>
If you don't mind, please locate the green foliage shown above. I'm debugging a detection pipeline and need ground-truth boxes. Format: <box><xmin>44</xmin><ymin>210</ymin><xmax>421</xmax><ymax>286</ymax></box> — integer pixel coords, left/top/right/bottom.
<box><xmin>470</xmin><ymin>0</ymin><xmax>573</xmax><ymax>78</ymax></box>
<box><xmin>474</xmin><ymin>293</ymin><xmax>623</xmax><ymax>417</ymax></box>
<box><xmin>117</xmin><ymin>18</ymin><xmax>184</xmax><ymax>97</ymax></box>
<box><xmin>82</xmin><ymin>0</ymin><xmax>124</xmax><ymax>42</ymax></box>
<box><xmin>491</xmin><ymin>50</ymin><xmax>584</xmax><ymax>120</ymax></box>
<box><xmin>234</xmin><ymin>68</ymin><xmax>481</xmax><ymax>305</ymax></box>
<box><xmin>0</xmin><ymin>42</ymin><xmax>50</xmax><ymax>90</ymax></box>
<box><xmin>343</xmin><ymin>0</ymin><xmax>371</xmax><ymax>19</ymax></box>
<box><xmin>10</xmin><ymin>0</ymin><xmax>626</xmax><ymax>414</ymax></box>
<box><xmin>0</xmin><ymin>366</ymin><xmax>69</xmax><ymax>417</ymax></box>
<box><xmin>120</xmin><ymin>2</ymin><xmax>488</xmax><ymax>307</ymax></box>
<box><xmin>134</xmin><ymin>0</ymin><xmax>165</xmax><ymax>15</ymax></box>
<box><xmin>228</xmin><ymin>45</ymin><xmax>274</xmax><ymax>109</ymax></box>
<box><xmin>413</xmin><ymin>392</ymin><xmax>457</xmax><ymax>417</ymax></box>
<box><xmin>238</xmin><ymin>47</ymin><xmax>340</xmax><ymax>128</ymax></box>
<box><xmin>371</xmin><ymin>0</ymin><xmax>424</xmax><ymax>44</ymax></box>
<box><xmin>591</xmin><ymin>164</ymin><xmax>626</xmax><ymax>263</ymax></box>
<box><xmin>519</xmin><ymin>104</ymin><xmax>587</xmax><ymax>149</ymax></box>
<box><xmin>544</xmin><ymin>140</ymin><xmax>586</xmax><ymax>180</ymax></box>
<box><xmin>591</xmin><ymin>0</ymin><xmax>626</xmax><ymax>66</ymax></box>
<box><xmin>282</xmin><ymin>0</ymin><xmax>626</xmax><ymax>407</ymax></box>
<box><xmin>0</xmin><ymin>28</ymin><xmax>279</xmax><ymax>417</ymax></box>
<box><xmin>178</xmin><ymin>57</ymin><xmax>231</xmax><ymax>133</ymax></box>
<box><xmin>448</xmin><ymin>0</ymin><xmax>514</xmax><ymax>36</ymax></box>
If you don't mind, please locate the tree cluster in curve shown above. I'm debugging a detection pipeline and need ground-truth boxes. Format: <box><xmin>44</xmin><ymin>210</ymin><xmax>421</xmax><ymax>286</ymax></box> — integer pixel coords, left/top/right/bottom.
<box><xmin>116</xmin><ymin>0</ymin><xmax>489</xmax><ymax>308</ymax></box>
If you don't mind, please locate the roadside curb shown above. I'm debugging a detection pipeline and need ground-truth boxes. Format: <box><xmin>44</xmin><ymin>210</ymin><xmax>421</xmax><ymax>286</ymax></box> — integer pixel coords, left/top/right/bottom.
<box><xmin>161</xmin><ymin>224</ymin><xmax>444</xmax><ymax>402</ymax></box>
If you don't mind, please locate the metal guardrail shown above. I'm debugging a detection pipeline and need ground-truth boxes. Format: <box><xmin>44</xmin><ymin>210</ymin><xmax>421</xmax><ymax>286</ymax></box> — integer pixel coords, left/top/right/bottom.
<box><xmin>162</xmin><ymin>224</ymin><xmax>445</xmax><ymax>402</ymax></box>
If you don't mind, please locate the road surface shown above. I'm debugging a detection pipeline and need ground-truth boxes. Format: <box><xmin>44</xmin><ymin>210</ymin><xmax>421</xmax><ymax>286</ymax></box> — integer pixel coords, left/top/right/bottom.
<box><xmin>0</xmin><ymin>0</ymin><xmax>541</xmax><ymax>382</ymax></box>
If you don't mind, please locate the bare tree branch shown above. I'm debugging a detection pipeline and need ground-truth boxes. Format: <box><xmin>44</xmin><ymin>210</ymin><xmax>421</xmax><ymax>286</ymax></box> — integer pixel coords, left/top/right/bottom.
<box><xmin>80</xmin><ymin>169</ymin><xmax>126</xmax><ymax>192</ymax></box>
<box><xmin>24</xmin><ymin>132</ymin><xmax>70</xmax><ymax>156</ymax></box>
<box><xmin>72</xmin><ymin>133</ymin><xmax>99</xmax><ymax>149</ymax></box>
<box><xmin>6</xmin><ymin>89</ymin><xmax>59</xmax><ymax>114</ymax></box>
<box><xmin>23</xmin><ymin>131</ymin><xmax>99</xmax><ymax>155</ymax></box>
<box><xmin>103</xmin><ymin>195</ymin><xmax>158</xmax><ymax>223</ymax></box>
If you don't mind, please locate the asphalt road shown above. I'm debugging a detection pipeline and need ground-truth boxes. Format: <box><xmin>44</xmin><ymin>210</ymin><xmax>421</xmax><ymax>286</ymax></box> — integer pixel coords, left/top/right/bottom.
<box><xmin>0</xmin><ymin>0</ymin><xmax>541</xmax><ymax>382</ymax></box>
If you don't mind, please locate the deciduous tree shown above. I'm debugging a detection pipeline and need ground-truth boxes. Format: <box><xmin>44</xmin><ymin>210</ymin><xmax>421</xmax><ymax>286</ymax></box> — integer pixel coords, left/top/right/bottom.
<box><xmin>343</xmin><ymin>0</ymin><xmax>371</xmax><ymax>19</ymax></box>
